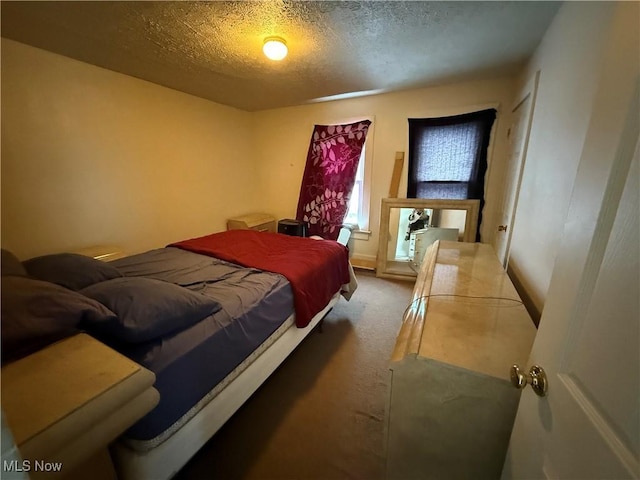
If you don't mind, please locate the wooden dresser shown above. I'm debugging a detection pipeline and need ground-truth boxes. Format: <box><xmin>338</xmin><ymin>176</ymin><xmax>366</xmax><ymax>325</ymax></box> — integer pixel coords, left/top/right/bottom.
<box><xmin>386</xmin><ymin>241</ymin><xmax>536</xmax><ymax>479</ymax></box>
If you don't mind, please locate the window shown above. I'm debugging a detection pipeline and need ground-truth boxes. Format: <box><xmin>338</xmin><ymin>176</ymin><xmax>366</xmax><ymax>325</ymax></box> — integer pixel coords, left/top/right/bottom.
<box><xmin>408</xmin><ymin>109</ymin><xmax>496</xmax><ymax>240</ymax></box>
<box><xmin>335</xmin><ymin>116</ymin><xmax>374</xmax><ymax>235</ymax></box>
<box><xmin>344</xmin><ymin>147</ymin><xmax>365</xmax><ymax>226</ymax></box>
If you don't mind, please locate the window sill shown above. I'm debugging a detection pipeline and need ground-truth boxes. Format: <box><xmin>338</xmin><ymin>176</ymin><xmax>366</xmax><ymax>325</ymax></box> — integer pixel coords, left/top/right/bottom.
<box><xmin>351</xmin><ymin>230</ymin><xmax>371</xmax><ymax>241</ymax></box>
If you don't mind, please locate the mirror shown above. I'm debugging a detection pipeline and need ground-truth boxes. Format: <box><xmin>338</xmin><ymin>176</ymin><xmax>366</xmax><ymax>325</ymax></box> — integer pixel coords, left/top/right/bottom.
<box><xmin>376</xmin><ymin>198</ymin><xmax>480</xmax><ymax>280</ymax></box>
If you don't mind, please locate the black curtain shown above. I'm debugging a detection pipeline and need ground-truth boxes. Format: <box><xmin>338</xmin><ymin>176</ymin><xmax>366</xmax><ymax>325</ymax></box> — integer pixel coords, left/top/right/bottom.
<box><xmin>408</xmin><ymin>108</ymin><xmax>496</xmax><ymax>241</ymax></box>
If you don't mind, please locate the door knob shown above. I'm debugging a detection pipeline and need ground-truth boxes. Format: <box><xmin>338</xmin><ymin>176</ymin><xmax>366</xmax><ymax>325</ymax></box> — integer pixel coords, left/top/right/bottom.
<box><xmin>510</xmin><ymin>364</ymin><xmax>548</xmax><ymax>397</ymax></box>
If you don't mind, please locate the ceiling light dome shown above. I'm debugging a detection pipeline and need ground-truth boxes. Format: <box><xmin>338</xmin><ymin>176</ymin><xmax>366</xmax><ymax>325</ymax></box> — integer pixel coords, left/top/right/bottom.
<box><xmin>263</xmin><ymin>36</ymin><xmax>288</xmax><ymax>61</ymax></box>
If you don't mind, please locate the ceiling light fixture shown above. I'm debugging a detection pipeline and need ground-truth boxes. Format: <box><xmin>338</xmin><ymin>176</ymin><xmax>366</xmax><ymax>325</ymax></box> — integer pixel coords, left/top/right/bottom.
<box><xmin>263</xmin><ymin>36</ymin><xmax>288</xmax><ymax>61</ymax></box>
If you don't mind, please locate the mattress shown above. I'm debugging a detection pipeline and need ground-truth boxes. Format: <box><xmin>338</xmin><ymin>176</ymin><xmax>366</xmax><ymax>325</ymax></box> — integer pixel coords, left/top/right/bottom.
<box><xmin>107</xmin><ymin>247</ymin><xmax>294</xmax><ymax>447</ymax></box>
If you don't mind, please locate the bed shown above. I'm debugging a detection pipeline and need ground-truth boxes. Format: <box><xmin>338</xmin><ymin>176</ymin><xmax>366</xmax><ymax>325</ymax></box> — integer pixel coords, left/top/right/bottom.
<box><xmin>1</xmin><ymin>229</ymin><xmax>355</xmax><ymax>480</ymax></box>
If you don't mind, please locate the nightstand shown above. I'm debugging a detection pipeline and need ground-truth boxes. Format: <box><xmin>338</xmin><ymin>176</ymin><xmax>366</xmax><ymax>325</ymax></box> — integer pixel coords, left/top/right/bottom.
<box><xmin>1</xmin><ymin>334</ymin><xmax>159</xmax><ymax>480</ymax></box>
<box><xmin>227</xmin><ymin>213</ymin><xmax>276</xmax><ymax>232</ymax></box>
<box><xmin>71</xmin><ymin>245</ymin><xmax>126</xmax><ymax>262</ymax></box>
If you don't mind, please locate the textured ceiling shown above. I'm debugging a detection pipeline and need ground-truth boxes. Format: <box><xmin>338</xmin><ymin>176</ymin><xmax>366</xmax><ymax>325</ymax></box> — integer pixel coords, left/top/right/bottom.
<box><xmin>1</xmin><ymin>1</ymin><xmax>561</xmax><ymax>111</ymax></box>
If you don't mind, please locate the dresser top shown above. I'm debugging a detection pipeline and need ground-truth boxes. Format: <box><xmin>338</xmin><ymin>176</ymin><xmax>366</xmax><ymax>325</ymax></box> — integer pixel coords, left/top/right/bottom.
<box><xmin>392</xmin><ymin>241</ymin><xmax>537</xmax><ymax>381</ymax></box>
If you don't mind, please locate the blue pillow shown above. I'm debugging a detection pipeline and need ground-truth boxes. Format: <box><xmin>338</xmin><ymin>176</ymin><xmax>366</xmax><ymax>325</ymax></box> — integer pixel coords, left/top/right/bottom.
<box><xmin>80</xmin><ymin>277</ymin><xmax>221</xmax><ymax>343</ymax></box>
<box><xmin>1</xmin><ymin>276</ymin><xmax>117</xmax><ymax>364</ymax></box>
<box><xmin>24</xmin><ymin>253</ymin><xmax>122</xmax><ymax>291</ymax></box>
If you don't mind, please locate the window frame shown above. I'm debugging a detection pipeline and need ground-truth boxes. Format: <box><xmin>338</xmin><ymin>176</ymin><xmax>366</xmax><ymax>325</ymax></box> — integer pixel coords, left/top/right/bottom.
<box><xmin>344</xmin><ymin>147</ymin><xmax>366</xmax><ymax>225</ymax></box>
<box><xmin>408</xmin><ymin>109</ymin><xmax>496</xmax><ymax>200</ymax></box>
<box><xmin>407</xmin><ymin>108</ymin><xmax>497</xmax><ymax>242</ymax></box>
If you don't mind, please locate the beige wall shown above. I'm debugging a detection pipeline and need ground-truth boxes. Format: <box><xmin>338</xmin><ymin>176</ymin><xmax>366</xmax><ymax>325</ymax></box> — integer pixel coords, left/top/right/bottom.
<box><xmin>506</xmin><ymin>2</ymin><xmax>617</xmax><ymax>318</ymax></box>
<box><xmin>252</xmin><ymin>77</ymin><xmax>516</xmax><ymax>263</ymax></box>
<box><xmin>1</xmin><ymin>39</ymin><xmax>259</xmax><ymax>259</ymax></box>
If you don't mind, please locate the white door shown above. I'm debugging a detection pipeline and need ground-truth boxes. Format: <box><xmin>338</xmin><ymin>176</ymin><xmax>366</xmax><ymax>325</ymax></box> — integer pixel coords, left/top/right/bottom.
<box><xmin>502</xmin><ymin>9</ymin><xmax>639</xmax><ymax>476</ymax></box>
<box><xmin>503</xmin><ymin>128</ymin><xmax>639</xmax><ymax>480</ymax></box>
<box><xmin>494</xmin><ymin>71</ymin><xmax>539</xmax><ymax>267</ymax></box>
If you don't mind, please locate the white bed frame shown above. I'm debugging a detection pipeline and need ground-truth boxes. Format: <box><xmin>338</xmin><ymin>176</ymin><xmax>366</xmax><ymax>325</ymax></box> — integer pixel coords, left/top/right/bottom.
<box><xmin>111</xmin><ymin>291</ymin><xmax>340</xmax><ymax>480</ymax></box>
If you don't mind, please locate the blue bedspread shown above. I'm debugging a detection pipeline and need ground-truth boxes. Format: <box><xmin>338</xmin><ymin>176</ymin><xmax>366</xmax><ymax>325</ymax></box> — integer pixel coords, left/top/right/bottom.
<box><xmin>107</xmin><ymin>247</ymin><xmax>294</xmax><ymax>445</ymax></box>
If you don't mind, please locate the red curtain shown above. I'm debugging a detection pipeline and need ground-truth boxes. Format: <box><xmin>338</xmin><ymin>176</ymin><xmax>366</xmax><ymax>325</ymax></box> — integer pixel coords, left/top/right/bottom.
<box><xmin>296</xmin><ymin>120</ymin><xmax>371</xmax><ymax>240</ymax></box>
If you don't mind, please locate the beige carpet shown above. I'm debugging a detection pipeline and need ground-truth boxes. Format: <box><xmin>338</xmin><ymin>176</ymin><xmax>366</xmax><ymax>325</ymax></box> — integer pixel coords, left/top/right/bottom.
<box><xmin>175</xmin><ymin>270</ymin><xmax>414</xmax><ymax>480</ymax></box>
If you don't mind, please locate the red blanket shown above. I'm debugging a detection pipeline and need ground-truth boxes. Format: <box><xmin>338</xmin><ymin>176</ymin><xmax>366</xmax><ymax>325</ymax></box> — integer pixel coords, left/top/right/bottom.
<box><xmin>169</xmin><ymin>230</ymin><xmax>351</xmax><ymax>328</ymax></box>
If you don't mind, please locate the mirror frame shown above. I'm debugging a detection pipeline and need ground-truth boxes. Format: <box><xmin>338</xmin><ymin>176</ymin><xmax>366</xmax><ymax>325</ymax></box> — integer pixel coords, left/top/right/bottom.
<box><xmin>376</xmin><ymin>198</ymin><xmax>480</xmax><ymax>280</ymax></box>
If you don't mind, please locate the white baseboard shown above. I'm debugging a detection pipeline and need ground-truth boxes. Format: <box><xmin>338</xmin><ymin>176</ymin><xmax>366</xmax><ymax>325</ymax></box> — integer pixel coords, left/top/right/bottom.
<box><xmin>350</xmin><ymin>254</ymin><xmax>377</xmax><ymax>270</ymax></box>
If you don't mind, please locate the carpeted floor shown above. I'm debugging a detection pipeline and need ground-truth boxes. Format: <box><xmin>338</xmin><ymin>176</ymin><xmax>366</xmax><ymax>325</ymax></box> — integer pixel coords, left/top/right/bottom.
<box><xmin>174</xmin><ymin>269</ymin><xmax>414</xmax><ymax>480</ymax></box>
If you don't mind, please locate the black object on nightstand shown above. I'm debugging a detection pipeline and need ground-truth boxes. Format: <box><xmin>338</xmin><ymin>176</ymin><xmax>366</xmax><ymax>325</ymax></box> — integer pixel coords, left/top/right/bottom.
<box><xmin>278</xmin><ymin>219</ymin><xmax>307</xmax><ymax>237</ymax></box>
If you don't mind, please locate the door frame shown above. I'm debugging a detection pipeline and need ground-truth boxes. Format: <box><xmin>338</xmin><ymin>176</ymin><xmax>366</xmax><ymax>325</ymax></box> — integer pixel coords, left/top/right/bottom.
<box><xmin>498</xmin><ymin>70</ymin><xmax>540</xmax><ymax>268</ymax></box>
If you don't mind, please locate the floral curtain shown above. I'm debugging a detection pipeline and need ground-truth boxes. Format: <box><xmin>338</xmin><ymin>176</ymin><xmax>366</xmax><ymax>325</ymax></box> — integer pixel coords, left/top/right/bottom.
<box><xmin>296</xmin><ymin>120</ymin><xmax>371</xmax><ymax>240</ymax></box>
